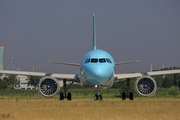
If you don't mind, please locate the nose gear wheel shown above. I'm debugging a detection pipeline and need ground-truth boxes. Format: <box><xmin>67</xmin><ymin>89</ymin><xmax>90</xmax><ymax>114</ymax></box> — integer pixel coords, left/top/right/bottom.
<box><xmin>94</xmin><ymin>86</ymin><xmax>103</xmax><ymax>101</ymax></box>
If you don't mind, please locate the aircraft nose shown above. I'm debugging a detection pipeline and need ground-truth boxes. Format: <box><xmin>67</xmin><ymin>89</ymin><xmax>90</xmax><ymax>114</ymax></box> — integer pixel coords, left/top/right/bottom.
<box><xmin>89</xmin><ymin>67</ymin><xmax>113</xmax><ymax>84</ymax></box>
<box><xmin>93</xmin><ymin>68</ymin><xmax>108</xmax><ymax>79</ymax></box>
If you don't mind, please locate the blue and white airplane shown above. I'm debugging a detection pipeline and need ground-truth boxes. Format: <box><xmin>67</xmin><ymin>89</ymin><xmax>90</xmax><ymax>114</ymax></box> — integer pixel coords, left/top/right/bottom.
<box><xmin>1</xmin><ymin>14</ymin><xmax>180</xmax><ymax>100</ymax></box>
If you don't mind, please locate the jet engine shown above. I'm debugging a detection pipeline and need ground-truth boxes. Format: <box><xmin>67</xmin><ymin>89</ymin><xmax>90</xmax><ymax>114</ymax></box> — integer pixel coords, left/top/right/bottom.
<box><xmin>134</xmin><ymin>75</ymin><xmax>157</xmax><ymax>97</ymax></box>
<box><xmin>38</xmin><ymin>76</ymin><xmax>60</xmax><ymax>98</ymax></box>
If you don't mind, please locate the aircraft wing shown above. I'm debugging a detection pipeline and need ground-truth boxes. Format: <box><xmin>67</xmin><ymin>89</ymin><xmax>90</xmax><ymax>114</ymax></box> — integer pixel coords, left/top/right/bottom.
<box><xmin>0</xmin><ymin>70</ymin><xmax>79</xmax><ymax>82</ymax></box>
<box><xmin>115</xmin><ymin>73</ymin><xmax>142</xmax><ymax>82</ymax></box>
<box><xmin>147</xmin><ymin>69</ymin><xmax>180</xmax><ymax>76</ymax></box>
<box><xmin>114</xmin><ymin>69</ymin><xmax>180</xmax><ymax>81</ymax></box>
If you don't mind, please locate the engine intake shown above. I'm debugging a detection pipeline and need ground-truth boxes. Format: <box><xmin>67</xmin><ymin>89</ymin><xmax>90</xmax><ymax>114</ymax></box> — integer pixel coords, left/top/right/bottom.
<box><xmin>38</xmin><ymin>76</ymin><xmax>60</xmax><ymax>97</ymax></box>
<box><xmin>134</xmin><ymin>75</ymin><xmax>157</xmax><ymax>97</ymax></box>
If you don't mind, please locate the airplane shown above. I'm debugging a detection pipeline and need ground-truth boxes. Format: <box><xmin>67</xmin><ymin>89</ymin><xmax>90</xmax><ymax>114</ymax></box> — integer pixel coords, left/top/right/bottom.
<box><xmin>1</xmin><ymin>13</ymin><xmax>180</xmax><ymax>101</ymax></box>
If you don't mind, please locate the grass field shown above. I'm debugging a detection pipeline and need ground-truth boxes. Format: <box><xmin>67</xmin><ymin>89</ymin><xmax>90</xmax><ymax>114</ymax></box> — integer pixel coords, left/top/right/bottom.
<box><xmin>1</xmin><ymin>89</ymin><xmax>179</xmax><ymax>99</ymax></box>
<box><xmin>0</xmin><ymin>98</ymin><xmax>180</xmax><ymax>120</ymax></box>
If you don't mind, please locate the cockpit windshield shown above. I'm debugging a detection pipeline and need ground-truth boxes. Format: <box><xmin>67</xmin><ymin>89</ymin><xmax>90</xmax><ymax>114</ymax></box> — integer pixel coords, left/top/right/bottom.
<box><xmin>84</xmin><ymin>58</ymin><xmax>112</xmax><ymax>64</ymax></box>
<box><xmin>106</xmin><ymin>58</ymin><xmax>112</xmax><ymax>63</ymax></box>
<box><xmin>91</xmin><ymin>58</ymin><xmax>98</xmax><ymax>63</ymax></box>
<box><xmin>84</xmin><ymin>58</ymin><xmax>90</xmax><ymax>64</ymax></box>
<box><xmin>99</xmin><ymin>58</ymin><xmax>106</xmax><ymax>63</ymax></box>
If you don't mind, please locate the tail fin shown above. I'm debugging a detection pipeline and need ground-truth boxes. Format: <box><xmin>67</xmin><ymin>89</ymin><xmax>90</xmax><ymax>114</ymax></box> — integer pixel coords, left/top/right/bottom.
<box><xmin>93</xmin><ymin>13</ymin><xmax>96</xmax><ymax>50</ymax></box>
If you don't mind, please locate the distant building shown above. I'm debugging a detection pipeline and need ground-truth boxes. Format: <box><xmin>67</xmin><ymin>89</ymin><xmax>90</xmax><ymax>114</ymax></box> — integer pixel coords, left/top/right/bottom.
<box><xmin>0</xmin><ymin>75</ymin><xmax>36</xmax><ymax>89</ymax></box>
<box><xmin>0</xmin><ymin>46</ymin><xmax>4</xmax><ymax>70</ymax></box>
<box><xmin>15</xmin><ymin>75</ymin><xmax>35</xmax><ymax>89</ymax></box>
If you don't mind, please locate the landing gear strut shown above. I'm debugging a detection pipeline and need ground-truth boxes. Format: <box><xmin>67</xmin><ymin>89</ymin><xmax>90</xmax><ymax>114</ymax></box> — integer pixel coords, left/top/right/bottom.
<box><xmin>60</xmin><ymin>79</ymin><xmax>74</xmax><ymax>101</ymax></box>
<box><xmin>94</xmin><ymin>86</ymin><xmax>102</xmax><ymax>101</ymax></box>
<box><xmin>120</xmin><ymin>79</ymin><xmax>133</xmax><ymax>100</ymax></box>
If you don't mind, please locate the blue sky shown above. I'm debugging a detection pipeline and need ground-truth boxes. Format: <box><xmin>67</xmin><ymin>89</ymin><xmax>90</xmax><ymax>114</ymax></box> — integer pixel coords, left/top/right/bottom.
<box><xmin>0</xmin><ymin>0</ymin><xmax>180</xmax><ymax>74</ymax></box>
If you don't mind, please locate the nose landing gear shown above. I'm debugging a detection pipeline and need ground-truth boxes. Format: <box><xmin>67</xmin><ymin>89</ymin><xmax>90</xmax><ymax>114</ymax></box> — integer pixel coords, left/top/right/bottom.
<box><xmin>94</xmin><ymin>86</ymin><xmax>102</xmax><ymax>101</ymax></box>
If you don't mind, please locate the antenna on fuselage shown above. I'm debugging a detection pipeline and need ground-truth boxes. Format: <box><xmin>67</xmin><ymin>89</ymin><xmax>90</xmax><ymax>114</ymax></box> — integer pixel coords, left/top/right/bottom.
<box><xmin>93</xmin><ymin>13</ymin><xmax>96</xmax><ymax>50</ymax></box>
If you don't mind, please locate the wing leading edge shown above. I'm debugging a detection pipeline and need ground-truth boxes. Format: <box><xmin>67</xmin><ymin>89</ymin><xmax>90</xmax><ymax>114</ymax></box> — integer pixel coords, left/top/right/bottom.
<box><xmin>0</xmin><ymin>70</ymin><xmax>79</xmax><ymax>81</ymax></box>
<box><xmin>115</xmin><ymin>69</ymin><xmax>180</xmax><ymax>82</ymax></box>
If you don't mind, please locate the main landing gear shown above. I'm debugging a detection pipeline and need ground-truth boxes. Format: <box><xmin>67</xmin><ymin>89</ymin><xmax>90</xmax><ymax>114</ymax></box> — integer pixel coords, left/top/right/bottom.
<box><xmin>122</xmin><ymin>91</ymin><xmax>133</xmax><ymax>100</ymax></box>
<box><xmin>120</xmin><ymin>79</ymin><xmax>133</xmax><ymax>100</ymax></box>
<box><xmin>94</xmin><ymin>86</ymin><xmax>102</xmax><ymax>101</ymax></box>
<box><xmin>60</xmin><ymin>80</ymin><xmax>74</xmax><ymax>101</ymax></box>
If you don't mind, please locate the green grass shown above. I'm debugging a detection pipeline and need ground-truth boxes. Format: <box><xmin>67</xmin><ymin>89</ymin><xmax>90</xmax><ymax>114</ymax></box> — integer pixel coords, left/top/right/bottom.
<box><xmin>0</xmin><ymin>89</ymin><xmax>180</xmax><ymax>100</ymax></box>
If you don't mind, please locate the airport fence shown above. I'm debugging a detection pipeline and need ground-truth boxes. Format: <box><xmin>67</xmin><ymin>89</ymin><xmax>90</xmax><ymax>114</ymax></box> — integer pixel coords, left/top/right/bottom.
<box><xmin>0</xmin><ymin>89</ymin><xmax>180</xmax><ymax>99</ymax></box>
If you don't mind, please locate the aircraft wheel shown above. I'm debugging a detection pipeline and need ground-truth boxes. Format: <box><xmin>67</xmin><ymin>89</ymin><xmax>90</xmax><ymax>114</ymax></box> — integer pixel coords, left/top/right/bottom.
<box><xmin>67</xmin><ymin>92</ymin><xmax>71</xmax><ymax>101</ymax></box>
<box><xmin>94</xmin><ymin>94</ymin><xmax>98</xmax><ymax>101</ymax></box>
<box><xmin>60</xmin><ymin>92</ymin><xmax>64</xmax><ymax>100</ymax></box>
<box><xmin>122</xmin><ymin>92</ymin><xmax>126</xmax><ymax>100</ymax></box>
<box><xmin>99</xmin><ymin>95</ymin><xmax>102</xmax><ymax>100</ymax></box>
<box><xmin>129</xmin><ymin>92</ymin><xmax>133</xmax><ymax>100</ymax></box>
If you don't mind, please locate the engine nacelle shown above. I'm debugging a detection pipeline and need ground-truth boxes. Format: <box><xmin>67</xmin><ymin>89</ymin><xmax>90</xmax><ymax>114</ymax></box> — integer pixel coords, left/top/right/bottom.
<box><xmin>134</xmin><ymin>75</ymin><xmax>157</xmax><ymax>97</ymax></box>
<box><xmin>38</xmin><ymin>76</ymin><xmax>60</xmax><ymax>98</ymax></box>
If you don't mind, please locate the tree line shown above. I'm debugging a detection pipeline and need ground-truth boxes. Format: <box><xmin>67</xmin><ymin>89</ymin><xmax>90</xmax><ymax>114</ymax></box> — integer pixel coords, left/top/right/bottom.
<box><xmin>154</xmin><ymin>67</ymin><xmax>180</xmax><ymax>88</ymax></box>
<box><xmin>0</xmin><ymin>75</ymin><xmax>19</xmax><ymax>90</ymax></box>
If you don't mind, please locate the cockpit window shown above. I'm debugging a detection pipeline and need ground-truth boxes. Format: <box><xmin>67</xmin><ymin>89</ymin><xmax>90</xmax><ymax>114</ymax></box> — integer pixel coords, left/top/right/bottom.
<box><xmin>84</xmin><ymin>58</ymin><xmax>90</xmax><ymax>64</ymax></box>
<box><xmin>85</xmin><ymin>58</ymin><xmax>112</xmax><ymax>64</ymax></box>
<box><xmin>106</xmin><ymin>58</ymin><xmax>112</xmax><ymax>63</ymax></box>
<box><xmin>99</xmin><ymin>58</ymin><xmax>106</xmax><ymax>63</ymax></box>
<box><xmin>91</xmin><ymin>58</ymin><xmax>98</xmax><ymax>63</ymax></box>
<box><xmin>84</xmin><ymin>59</ymin><xmax>88</xmax><ymax>63</ymax></box>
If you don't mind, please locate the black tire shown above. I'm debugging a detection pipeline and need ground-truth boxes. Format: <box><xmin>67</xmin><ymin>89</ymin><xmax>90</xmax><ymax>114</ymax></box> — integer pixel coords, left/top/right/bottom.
<box><xmin>94</xmin><ymin>94</ymin><xmax>98</xmax><ymax>101</ymax></box>
<box><xmin>99</xmin><ymin>95</ymin><xmax>102</xmax><ymax>100</ymax></box>
<box><xmin>67</xmin><ymin>92</ymin><xmax>71</xmax><ymax>101</ymax></box>
<box><xmin>122</xmin><ymin>92</ymin><xmax>126</xmax><ymax>100</ymax></box>
<box><xmin>129</xmin><ymin>92</ymin><xmax>133</xmax><ymax>100</ymax></box>
<box><xmin>60</xmin><ymin>92</ymin><xmax>64</xmax><ymax>100</ymax></box>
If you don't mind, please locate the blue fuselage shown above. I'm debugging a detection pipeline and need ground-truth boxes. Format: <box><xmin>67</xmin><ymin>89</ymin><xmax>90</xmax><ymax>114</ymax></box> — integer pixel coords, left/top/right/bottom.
<box><xmin>81</xmin><ymin>50</ymin><xmax>115</xmax><ymax>86</ymax></box>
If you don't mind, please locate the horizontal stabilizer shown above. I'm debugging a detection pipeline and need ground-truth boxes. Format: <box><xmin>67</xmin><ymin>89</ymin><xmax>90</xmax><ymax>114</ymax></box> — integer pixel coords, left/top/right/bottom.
<box><xmin>49</xmin><ymin>61</ymin><xmax>81</xmax><ymax>66</ymax></box>
<box><xmin>115</xmin><ymin>60</ymin><xmax>140</xmax><ymax>65</ymax></box>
